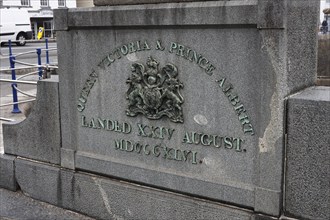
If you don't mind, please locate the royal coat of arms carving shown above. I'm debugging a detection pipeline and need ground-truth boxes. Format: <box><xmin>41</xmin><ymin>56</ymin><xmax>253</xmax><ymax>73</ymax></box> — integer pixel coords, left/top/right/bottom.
<box><xmin>126</xmin><ymin>57</ymin><xmax>184</xmax><ymax>123</ymax></box>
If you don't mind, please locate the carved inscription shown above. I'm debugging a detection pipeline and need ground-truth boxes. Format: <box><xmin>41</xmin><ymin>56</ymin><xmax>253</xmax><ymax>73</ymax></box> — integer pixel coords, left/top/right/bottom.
<box><xmin>81</xmin><ymin>115</ymin><xmax>247</xmax><ymax>165</ymax></box>
<box><xmin>126</xmin><ymin>57</ymin><xmax>184</xmax><ymax>123</ymax></box>
<box><xmin>77</xmin><ymin>39</ymin><xmax>255</xmax><ymax>166</ymax></box>
<box><xmin>217</xmin><ymin>78</ymin><xmax>254</xmax><ymax>135</ymax></box>
<box><xmin>77</xmin><ymin>71</ymin><xmax>98</xmax><ymax>112</ymax></box>
<box><xmin>182</xmin><ymin>131</ymin><xmax>244</xmax><ymax>152</ymax></box>
<box><xmin>98</xmin><ymin>40</ymin><xmax>151</xmax><ymax>68</ymax></box>
<box><xmin>114</xmin><ymin>140</ymin><xmax>198</xmax><ymax>164</ymax></box>
<box><xmin>168</xmin><ymin>42</ymin><xmax>216</xmax><ymax>76</ymax></box>
<box><xmin>137</xmin><ymin>123</ymin><xmax>175</xmax><ymax>140</ymax></box>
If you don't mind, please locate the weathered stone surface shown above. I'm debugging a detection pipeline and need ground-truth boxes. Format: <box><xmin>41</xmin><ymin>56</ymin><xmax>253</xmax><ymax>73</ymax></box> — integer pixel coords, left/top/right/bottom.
<box><xmin>61</xmin><ymin>1</ymin><xmax>258</xmax><ymax>27</ymax></box>
<box><xmin>0</xmin><ymin>188</ymin><xmax>95</xmax><ymax>220</ymax></box>
<box><xmin>285</xmin><ymin>86</ymin><xmax>330</xmax><ymax>220</ymax></box>
<box><xmin>14</xmin><ymin>157</ymin><xmax>255</xmax><ymax>220</ymax></box>
<box><xmin>60</xmin><ymin>148</ymin><xmax>75</xmax><ymax>169</ymax></box>
<box><xmin>254</xmin><ymin>187</ymin><xmax>281</xmax><ymax>216</ymax></box>
<box><xmin>3</xmin><ymin>76</ymin><xmax>61</xmax><ymax>164</ymax></box>
<box><xmin>285</xmin><ymin>0</ymin><xmax>319</xmax><ymax>92</ymax></box>
<box><xmin>94</xmin><ymin>0</ymin><xmax>220</xmax><ymax>7</ymax></box>
<box><xmin>53</xmin><ymin>8</ymin><xmax>68</xmax><ymax>31</ymax></box>
<box><xmin>0</xmin><ymin>154</ymin><xmax>17</xmax><ymax>191</ymax></box>
<box><xmin>257</xmin><ymin>0</ymin><xmax>285</xmax><ymax>29</ymax></box>
<box><xmin>54</xmin><ymin>0</ymin><xmax>319</xmax><ymax>217</ymax></box>
<box><xmin>15</xmin><ymin>158</ymin><xmax>61</xmax><ymax>205</ymax></box>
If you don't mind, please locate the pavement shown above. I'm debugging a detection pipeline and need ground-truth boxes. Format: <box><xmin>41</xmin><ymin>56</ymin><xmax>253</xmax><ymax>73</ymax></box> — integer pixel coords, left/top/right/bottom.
<box><xmin>0</xmin><ymin>188</ymin><xmax>95</xmax><ymax>220</ymax></box>
<box><xmin>0</xmin><ymin>73</ymin><xmax>96</xmax><ymax>220</ymax></box>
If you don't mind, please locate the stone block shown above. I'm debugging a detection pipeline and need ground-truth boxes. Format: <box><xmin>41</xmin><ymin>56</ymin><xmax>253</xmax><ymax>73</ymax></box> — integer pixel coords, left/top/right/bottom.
<box><xmin>285</xmin><ymin>86</ymin><xmax>330</xmax><ymax>220</ymax></box>
<box><xmin>254</xmin><ymin>187</ymin><xmax>281</xmax><ymax>217</ymax></box>
<box><xmin>15</xmin><ymin>158</ymin><xmax>60</xmax><ymax>205</ymax></box>
<box><xmin>94</xmin><ymin>0</ymin><xmax>219</xmax><ymax>6</ymax></box>
<box><xmin>0</xmin><ymin>188</ymin><xmax>94</xmax><ymax>220</ymax></box>
<box><xmin>65</xmin><ymin>172</ymin><xmax>254</xmax><ymax>220</ymax></box>
<box><xmin>3</xmin><ymin>76</ymin><xmax>61</xmax><ymax>165</ymax></box>
<box><xmin>53</xmin><ymin>8</ymin><xmax>68</xmax><ymax>31</ymax></box>
<box><xmin>65</xmin><ymin>1</ymin><xmax>258</xmax><ymax>27</ymax></box>
<box><xmin>286</xmin><ymin>0</ymin><xmax>319</xmax><ymax>92</ymax></box>
<box><xmin>14</xmin><ymin>157</ymin><xmax>255</xmax><ymax>219</ymax></box>
<box><xmin>0</xmin><ymin>154</ymin><xmax>17</xmax><ymax>191</ymax></box>
<box><xmin>61</xmin><ymin>148</ymin><xmax>75</xmax><ymax>169</ymax></box>
<box><xmin>12</xmin><ymin>160</ymin><xmax>285</xmax><ymax>220</ymax></box>
<box><xmin>257</xmin><ymin>0</ymin><xmax>285</xmax><ymax>29</ymax></box>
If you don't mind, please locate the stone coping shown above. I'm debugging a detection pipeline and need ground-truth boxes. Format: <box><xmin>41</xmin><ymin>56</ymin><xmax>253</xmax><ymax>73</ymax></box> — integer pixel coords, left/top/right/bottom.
<box><xmin>94</xmin><ymin>0</ymin><xmax>220</xmax><ymax>6</ymax></box>
<box><xmin>54</xmin><ymin>1</ymin><xmax>258</xmax><ymax>30</ymax></box>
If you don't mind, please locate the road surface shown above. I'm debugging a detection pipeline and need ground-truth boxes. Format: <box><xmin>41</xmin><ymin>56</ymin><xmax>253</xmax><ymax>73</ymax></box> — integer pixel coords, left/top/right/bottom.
<box><xmin>0</xmin><ymin>42</ymin><xmax>56</xmax><ymax>122</ymax></box>
<box><xmin>0</xmin><ymin>42</ymin><xmax>57</xmax><ymax>69</ymax></box>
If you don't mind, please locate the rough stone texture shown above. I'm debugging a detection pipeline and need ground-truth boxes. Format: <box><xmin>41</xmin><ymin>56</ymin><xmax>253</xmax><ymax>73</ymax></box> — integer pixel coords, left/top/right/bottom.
<box><xmin>257</xmin><ymin>0</ymin><xmax>285</xmax><ymax>29</ymax></box>
<box><xmin>60</xmin><ymin>1</ymin><xmax>259</xmax><ymax>27</ymax></box>
<box><xmin>14</xmin><ymin>157</ymin><xmax>255</xmax><ymax>220</ymax></box>
<box><xmin>285</xmin><ymin>86</ymin><xmax>330</xmax><ymax>220</ymax></box>
<box><xmin>75</xmin><ymin>151</ymin><xmax>255</xmax><ymax>207</ymax></box>
<box><xmin>94</xmin><ymin>0</ymin><xmax>227</xmax><ymax>6</ymax></box>
<box><xmin>286</xmin><ymin>0</ymin><xmax>319</xmax><ymax>93</ymax></box>
<box><xmin>3</xmin><ymin>76</ymin><xmax>61</xmax><ymax>164</ymax></box>
<box><xmin>53</xmin><ymin>8</ymin><xmax>68</xmax><ymax>31</ymax></box>
<box><xmin>0</xmin><ymin>188</ymin><xmax>95</xmax><ymax>220</ymax></box>
<box><xmin>53</xmin><ymin>0</ymin><xmax>320</xmax><ymax>217</ymax></box>
<box><xmin>0</xmin><ymin>154</ymin><xmax>17</xmax><ymax>191</ymax></box>
<box><xmin>254</xmin><ymin>187</ymin><xmax>281</xmax><ymax>216</ymax></box>
<box><xmin>15</xmin><ymin>158</ymin><xmax>61</xmax><ymax>205</ymax></box>
<box><xmin>254</xmin><ymin>0</ymin><xmax>319</xmax><ymax>215</ymax></box>
<box><xmin>61</xmin><ymin>148</ymin><xmax>75</xmax><ymax>169</ymax></box>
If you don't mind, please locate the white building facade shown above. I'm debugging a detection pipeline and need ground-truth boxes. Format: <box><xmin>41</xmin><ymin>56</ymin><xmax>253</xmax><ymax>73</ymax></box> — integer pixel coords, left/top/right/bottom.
<box><xmin>320</xmin><ymin>0</ymin><xmax>330</xmax><ymax>20</ymax></box>
<box><xmin>1</xmin><ymin>0</ymin><xmax>76</xmax><ymax>39</ymax></box>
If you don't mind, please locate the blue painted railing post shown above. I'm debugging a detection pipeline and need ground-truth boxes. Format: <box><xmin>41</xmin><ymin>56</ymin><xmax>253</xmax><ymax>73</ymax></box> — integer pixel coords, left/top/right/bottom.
<box><xmin>45</xmin><ymin>38</ymin><xmax>49</xmax><ymax>64</ymax></box>
<box><xmin>9</xmin><ymin>40</ymin><xmax>21</xmax><ymax>113</ymax></box>
<box><xmin>36</xmin><ymin>48</ymin><xmax>42</xmax><ymax>79</ymax></box>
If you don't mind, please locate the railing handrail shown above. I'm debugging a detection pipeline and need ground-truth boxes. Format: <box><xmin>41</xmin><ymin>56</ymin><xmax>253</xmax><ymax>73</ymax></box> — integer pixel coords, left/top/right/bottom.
<box><xmin>1</xmin><ymin>47</ymin><xmax>58</xmax><ymax>58</ymax></box>
<box><xmin>0</xmin><ymin>39</ymin><xmax>57</xmax><ymax>116</ymax></box>
<box><xmin>0</xmin><ymin>79</ymin><xmax>38</xmax><ymax>85</ymax></box>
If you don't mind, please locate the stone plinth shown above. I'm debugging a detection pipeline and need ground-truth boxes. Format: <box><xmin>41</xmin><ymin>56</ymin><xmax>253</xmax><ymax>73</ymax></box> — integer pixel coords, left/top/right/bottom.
<box><xmin>285</xmin><ymin>86</ymin><xmax>330</xmax><ymax>220</ymax></box>
<box><xmin>52</xmin><ymin>0</ymin><xmax>319</xmax><ymax>217</ymax></box>
<box><xmin>0</xmin><ymin>1</ymin><xmax>321</xmax><ymax>219</ymax></box>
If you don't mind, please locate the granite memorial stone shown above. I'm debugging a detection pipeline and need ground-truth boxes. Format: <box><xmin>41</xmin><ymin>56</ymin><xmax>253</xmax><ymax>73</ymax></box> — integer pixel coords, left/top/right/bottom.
<box><xmin>0</xmin><ymin>0</ymin><xmax>324</xmax><ymax>219</ymax></box>
<box><xmin>54</xmin><ymin>0</ymin><xmax>318</xmax><ymax>217</ymax></box>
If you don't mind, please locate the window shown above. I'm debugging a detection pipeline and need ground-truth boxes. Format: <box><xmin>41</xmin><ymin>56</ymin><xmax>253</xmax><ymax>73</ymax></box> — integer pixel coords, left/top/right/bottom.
<box><xmin>40</xmin><ymin>0</ymin><xmax>49</xmax><ymax>7</ymax></box>
<box><xmin>58</xmin><ymin>0</ymin><xmax>65</xmax><ymax>7</ymax></box>
<box><xmin>21</xmin><ymin>0</ymin><xmax>30</xmax><ymax>6</ymax></box>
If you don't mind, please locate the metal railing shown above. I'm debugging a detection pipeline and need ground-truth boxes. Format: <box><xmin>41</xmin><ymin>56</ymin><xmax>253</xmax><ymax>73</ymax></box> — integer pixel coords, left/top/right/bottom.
<box><xmin>0</xmin><ymin>39</ymin><xmax>58</xmax><ymax>121</ymax></box>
